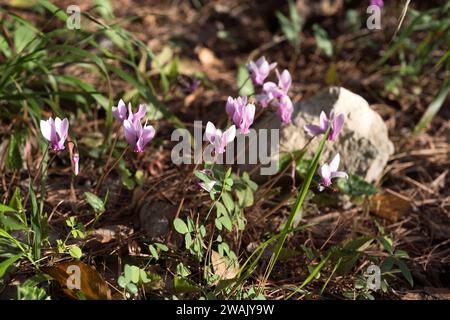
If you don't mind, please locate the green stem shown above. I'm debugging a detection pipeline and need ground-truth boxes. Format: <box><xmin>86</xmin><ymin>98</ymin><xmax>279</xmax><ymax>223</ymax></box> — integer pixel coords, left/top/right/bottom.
<box><xmin>260</xmin><ymin>127</ymin><xmax>331</xmax><ymax>291</ymax></box>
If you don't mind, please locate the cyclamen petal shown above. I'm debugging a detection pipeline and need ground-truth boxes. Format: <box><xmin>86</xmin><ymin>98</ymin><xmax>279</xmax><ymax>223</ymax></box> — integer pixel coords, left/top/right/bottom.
<box><xmin>329</xmin><ymin>113</ymin><xmax>345</xmax><ymax>141</ymax></box>
<box><xmin>205</xmin><ymin>121</ymin><xmax>217</xmax><ymax>144</ymax></box>
<box><xmin>276</xmin><ymin>95</ymin><xmax>294</xmax><ymax>124</ymax></box>
<box><xmin>40</xmin><ymin>117</ymin><xmax>69</xmax><ymax>151</ymax></box>
<box><xmin>256</xmin><ymin>82</ymin><xmax>278</xmax><ymax>108</ymax></box>
<box><xmin>112</xmin><ymin>99</ymin><xmax>127</xmax><ymax>122</ymax></box>
<box><xmin>318</xmin><ymin>153</ymin><xmax>348</xmax><ymax>188</ymax></box>
<box><xmin>72</xmin><ymin>153</ymin><xmax>79</xmax><ymax>176</ymax></box>
<box><xmin>205</xmin><ymin>122</ymin><xmax>236</xmax><ymax>154</ymax></box>
<box><xmin>277</xmin><ymin>69</ymin><xmax>292</xmax><ymax>94</ymax></box>
<box><xmin>132</xmin><ymin>104</ymin><xmax>147</xmax><ymax>122</ymax></box>
<box><xmin>123</xmin><ymin>119</ymin><xmax>138</xmax><ymax>148</ymax></box>
<box><xmin>199</xmin><ymin>180</ymin><xmax>216</xmax><ymax>193</ymax></box>
<box><xmin>226</xmin><ymin>96</ymin><xmax>255</xmax><ymax>134</ymax></box>
<box><xmin>304</xmin><ymin>124</ymin><xmax>326</xmax><ymax>136</ymax></box>
<box><xmin>240</xmin><ymin>104</ymin><xmax>255</xmax><ymax>134</ymax></box>
<box><xmin>40</xmin><ymin>119</ymin><xmax>52</xmax><ymax>142</ymax></box>
<box><xmin>113</xmin><ymin>100</ymin><xmax>147</xmax><ymax>124</ymax></box>
<box><xmin>247</xmin><ymin>56</ymin><xmax>277</xmax><ymax>85</ymax></box>
<box><xmin>328</xmin><ymin>153</ymin><xmax>340</xmax><ymax>172</ymax></box>
<box><xmin>123</xmin><ymin>119</ymin><xmax>155</xmax><ymax>152</ymax></box>
<box><xmin>370</xmin><ymin>0</ymin><xmax>384</xmax><ymax>8</ymax></box>
<box><xmin>304</xmin><ymin>109</ymin><xmax>345</xmax><ymax>141</ymax></box>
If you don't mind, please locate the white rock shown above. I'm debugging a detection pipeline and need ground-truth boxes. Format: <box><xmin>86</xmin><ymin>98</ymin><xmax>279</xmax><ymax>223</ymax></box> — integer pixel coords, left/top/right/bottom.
<box><xmin>254</xmin><ymin>86</ymin><xmax>394</xmax><ymax>182</ymax></box>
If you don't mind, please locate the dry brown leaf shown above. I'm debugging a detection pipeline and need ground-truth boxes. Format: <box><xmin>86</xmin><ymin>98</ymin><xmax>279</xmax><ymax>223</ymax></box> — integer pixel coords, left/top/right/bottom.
<box><xmin>89</xmin><ymin>225</ymin><xmax>132</xmax><ymax>244</ymax></box>
<box><xmin>424</xmin><ymin>287</ymin><xmax>450</xmax><ymax>300</ymax></box>
<box><xmin>196</xmin><ymin>47</ymin><xmax>222</xmax><ymax>68</ymax></box>
<box><xmin>211</xmin><ymin>250</ymin><xmax>238</xmax><ymax>284</ymax></box>
<box><xmin>369</xmin><ymin>192</ymin><xmax>411</xmax><ymax>222</ymax></box>
<box><xmin>42</xmin><ymin>261</ymin><xmax>111</xmax><ymax>300</ymax></box>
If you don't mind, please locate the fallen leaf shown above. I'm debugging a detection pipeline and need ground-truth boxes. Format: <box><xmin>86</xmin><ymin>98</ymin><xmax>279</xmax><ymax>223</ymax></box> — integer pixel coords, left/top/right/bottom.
<box><xmin>424</xmin><ymin>287</ymin><xmax>450</xmax><ymax>300</ymax></box>
<box><xmin>196</xmin><ymin>47</ymin><xmax>222</xmax><ymax>68</ymax></box>
<box><xmin>42</xmin><ymin>261</ymin><xmax>111</xmax><ymax>300</ymax></box>
<box><xmin>369</xmin><ymin>192</ymin><xmax>411</xmax><ymax>222</ymax></box>
<box><xmin>211</xmin><ymin>250</ymin><xmax>238</xmax><ymax>284</ymax></box>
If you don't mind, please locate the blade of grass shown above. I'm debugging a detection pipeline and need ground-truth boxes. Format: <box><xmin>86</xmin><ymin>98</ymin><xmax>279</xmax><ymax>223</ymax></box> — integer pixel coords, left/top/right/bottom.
<box><xmin>413</xmin><ymin>76</ymin><xmax>450</xmax><ymax>135</ymax></box>
<box><xmin>261</xmin><ymin>127</ymin><xmax>330</xmax><ymax>291</ymax></box>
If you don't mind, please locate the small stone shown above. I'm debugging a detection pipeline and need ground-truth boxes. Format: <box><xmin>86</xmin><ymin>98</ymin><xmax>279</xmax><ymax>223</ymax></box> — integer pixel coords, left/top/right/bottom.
<box><xmin>138</xmin><ymin>201</ymin><xmax>177</xmax><ymax>239</ymax></box>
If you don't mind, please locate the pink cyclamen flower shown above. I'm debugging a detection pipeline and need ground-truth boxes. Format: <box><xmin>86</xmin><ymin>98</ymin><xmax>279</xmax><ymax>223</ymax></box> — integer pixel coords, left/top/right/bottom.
<box><xmin>256</xmin><ymin>69</ymin><xmax>292</xmax><ymax>107</ymax></box>
<box><xmin>304</xmin><ymin>110</ymin><xmax>345</xmax><ymax>141</ymax></box>
<box><xmin>40</xmin><ymin>117</ymin><xmax>69</xmax><ymax>151</ymax></box>
<box><xmin>205</xmin><ymin>122</ymin><xmax>236</xmax><ymax>154</ymax></box>
<box><xmin>370</xmin><ymin>0</ymin><xmax>384</xmax><ymax>8</ymax></box>
<box><xmin>226</xmin><ymin>96</ymin><xmax>256</xmax><ymax>134</ymax></box>
<box><xmin>123</xmin><ymin>119</ymin><xmax>155</xmax><ymax>153</ymax></box>
<box><xmin>72</xmin><ymin>153</ymin><xmax>79</xmax><ymax>176</ymax></box>
<box><xmin>112</xmin><ymin>99</ymin><xmax>147</xmax><ymax>123</ymax></box>
<box><xmin>275</xmin><ymin>69</ymin><xmax>292</xmax><ymax>97</ymax></box>
<box><xmin>275</xmin><ymin>95</ymin><xmax>294</xmax><ymax>124</ymax></box>
<box><xmin>246</xmin><ymin>56</ymin><xmax>277</xmax><ymax>85</ymax></box>
<box><xmin>255</xmin><ymin>82</ymin><xmax>279</xmax><ymax>108</ymax></box>
<box><xmin>318</xmin><ymin>153</ymin><xmax>348</xmax><ymax>187</ymax></box>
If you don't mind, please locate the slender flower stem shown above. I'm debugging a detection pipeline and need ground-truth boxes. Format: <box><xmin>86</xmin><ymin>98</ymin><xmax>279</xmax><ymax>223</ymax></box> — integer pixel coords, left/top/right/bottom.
<box><xmin>95</xmin><ymin>146</ymin><xmax>129</xmax><ymax>193</ymax></box>
<box><xmin>95</xmin><ymin>134</ymin><xmax>120</xmax><ymax>193</ymax></box>
<box><xmin>260</xmin><ymin>127</ymin><xmax>331</xmax><ymax>292</ymax></box>
<box><xmin>31</xmin><ymin>146</ymin><xmax>49</xmax><ymax>187</ymax></box>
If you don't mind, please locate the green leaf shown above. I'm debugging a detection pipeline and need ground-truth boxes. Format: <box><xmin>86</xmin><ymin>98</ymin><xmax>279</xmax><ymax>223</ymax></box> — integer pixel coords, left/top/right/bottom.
<box><xmin>221</xmin><ymin>192</ymin><xmax>234</xmax><ymax>213</ymax></box>
<box><xmin>29</xmin><ymin>182</ymin><xmax>41</xmax><ymax>260</ymax></box>
<box><xmin>176</xmin><ymin>263</ymin><xmax>191</xmax><ymax>277</ymax></box>
<box><xmin>6</xmin><ymin>135</ymin><xmax>22</xmax><ymax>171</ymax></box>
<box><xmin>0</xmin><ymin>214</ymin><xmax>24</xmax><ymax>231</ymax></box>
<box><xmin>276</xmin><ymin>0</ymin><xmax>302</xmax><ymax>51</ymax></box>
<box><xmin>95</xmin><ymin>0</ymin><xmax>114</xmax><ymax>20</ymax></box>
<box><xmin>14</xmin><ymin>24</ymin><xmax>36</xmax><ymax>53</ymax></box>
<box><xmin>344</xmin><ymin>236</ymin><xmax>374</xmax><ymax>252</ymax></box>
<box><xmin>126</xmin><ymin>282</ymin><xmax>138</xmax><ymax>294</ymax></box>
<box><xmin>218</xmin><ymin>215</ymin><xmax>232</xmax><ymax>232</ymax></box>
<box><xmin>0</xmin><ymin>204</ymin><xmax>17</xmax><ymax>213</ymax></box>
<box><xmin>313</xmin><ymin>24</ymin><xmax>333</xmax><ymax>58</ymax></box>
<box><xmin>237</xmin><ymin>65</ymin><xmax>254</xmax><ymax>97</ymax></box>
<box><xmin>173</xmin><ymin>276</ymin><xmax>201</xmax><ymax>293</ymax></box>
<box><xmin>155</xmin><ymin>243</ymin><xmax>168</xmax><ymax>252</ymax></box>
<box><xmin>84</xmin><ymin>192</ymin><xmax>105</xmax><ymax>213</ymax></box>
<box><xmin>118</xmin><ymin>276</ymin><xmax>127</xmax><ymax>288</ymax></box>
<box><xmin>139</xmin><ymin>269</ymin><xmax>151</xmax><ymax>284</ymax></box>
<box><xmin>185</xmin><ymin>233</ymin><xmax>193</xmax><ymax>249</ymax></box>
<box><xmin>413</xmin><ymin>77</ymin><xmax>450</xmax><ymax>135</ymax></box>
<box><xmin>236</xmin><ymin>186</ymin><xmax>254</xmax><ymax>208</ymax></box>
<box><xmin>129</xmin><ymin>265</ymin><xmax>140</xmax><ymax>283</ymax></box>
<box><xmin>0</xmin><ymin>253</ymin><xmax>23</xmax><ymax>278</ymax></box>
<box><xmin>148</xmin><ymin>244</ymin><xmax>159</xmax><ymax>260</ymax></box>
<box><xmin>68</xmin><ymin>245</ymin><xmax>82</xmax><ymax>259</ymax></box>
<box><xmin>337</xmin><ymin>173</ymin><xmax>379</xmax><ymax>197</ymax></box>
<box><xmin>396</xmin><ymin>259</ymin><xmax>414</xmax><ymax>287</ymax></box>
<box><xmin>215</xmin><ymin>202</ymin><xmax>227</xmax><ymax>217</ymax></box>
<box><xmin>381</xmin><ymin>256</ymin><xmax>396</xmax><ymax>273</ymax></box>
<box><xmin>215</xmin><ymin>218</ymin><xmax>223</xmax><ymax>231</ymax></box>
<box><xmin>9</xmin><ymin>188</ymin><xmax>23</xmax><ymax>212</ymax></box>
<box><xmin>173</xmin><ymin>218</ymin><xmax>189</xmax><ymax>234</ymax></box>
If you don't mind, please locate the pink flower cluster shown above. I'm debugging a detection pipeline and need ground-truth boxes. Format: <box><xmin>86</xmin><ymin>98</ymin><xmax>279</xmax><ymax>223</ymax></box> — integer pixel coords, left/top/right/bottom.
<box><xmin>40</xmin><ymin>100</ymin><xmax>156</xmax><ymax>177</ymax></box>
<box><xmin>248</xmin><ymin>57</ymin><xmax>294</xmax><ymax>124</ymax></box>
<box><xmin>112</xmin><ymin>99</ymin><xmax>155</xmax><ymax>153</ymax></box>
